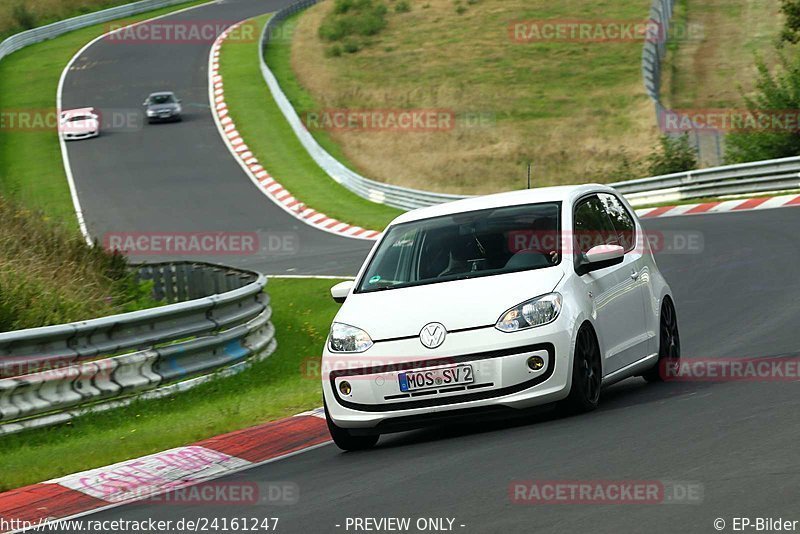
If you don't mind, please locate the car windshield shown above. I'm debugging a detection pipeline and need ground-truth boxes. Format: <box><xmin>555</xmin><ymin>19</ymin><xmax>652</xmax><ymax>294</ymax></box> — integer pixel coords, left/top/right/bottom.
<box><xmin>356</xmin><ymin>202</ymin><xmax>561</xmax><ymax>293</ymax></box>
<box><xmin>150</xmin><ymin>94</ymin><xmax>175</xmax><ymax>104</ymax></box>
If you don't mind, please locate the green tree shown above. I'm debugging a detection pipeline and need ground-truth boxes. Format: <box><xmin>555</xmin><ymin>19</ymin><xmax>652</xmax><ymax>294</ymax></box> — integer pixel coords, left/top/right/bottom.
<box><xmin>725</xmin><ymin>53</ymin><xmax>800</xmax><ymax>164</ymax></box>
<box><xmin>647</xmin><ymin>134</ymin><xmax>698</xmax><ymax>176</ymax></box>
<box><xmin>780</xmin><ymin>0</ymin><xmax>800</xmax><ymax>44</ymax></box>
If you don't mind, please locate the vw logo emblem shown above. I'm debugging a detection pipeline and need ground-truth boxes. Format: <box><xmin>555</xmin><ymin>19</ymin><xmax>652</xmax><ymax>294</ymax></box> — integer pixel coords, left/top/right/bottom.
<box><xmin>419</xmin><ymin>322</ymin><xmax>447</xmax><ymax>349</ymax></box>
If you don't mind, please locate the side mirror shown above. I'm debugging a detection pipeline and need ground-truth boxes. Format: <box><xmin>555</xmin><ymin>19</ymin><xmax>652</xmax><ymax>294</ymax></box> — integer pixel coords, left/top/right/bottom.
<box><xmin>578</xmin><ymin>244</ymin><xmax>624</xmax><ymax>275</ymax></box>
<box><xmin>142</xmin><ymin>101</ymin><xmax>148</xmax><ymax>106</ymax></box>
<box><xmin>330</xmin><ymin>280</ymin><xmax>354</xmax><ymax>304</ymax></box>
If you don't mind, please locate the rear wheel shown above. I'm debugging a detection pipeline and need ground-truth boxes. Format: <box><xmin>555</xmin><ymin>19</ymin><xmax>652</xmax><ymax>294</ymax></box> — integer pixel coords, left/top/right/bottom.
<box><xmin>325</xmin><ymin>402</ymin><xmax>379</xmax><ymax>451</ymax></box>
<box><xmin>643</xmin><ymin>297</ymin><xmax>680</xmax><ymax>382</ymax></box>
<box><xmin>559</xmin><ymin>324</ymin><xmax>602</xmax><ymax>414</ymax></box>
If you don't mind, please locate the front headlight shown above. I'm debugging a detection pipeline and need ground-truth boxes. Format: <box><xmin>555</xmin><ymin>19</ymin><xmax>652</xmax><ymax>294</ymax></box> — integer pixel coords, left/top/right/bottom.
<box><xmin>495</xmin><ymin>293</ymin><xmax>562</xmax><ymax>332</ymax></box>
<box><xmin>146</xmin><ymin>110</ymin><xmax>156</xmax><ymax>117</ymax></box>
<box><xmin>328</xmin><ymin>322</ymin><xmax>373</xmax><ymax>353</ymax></box>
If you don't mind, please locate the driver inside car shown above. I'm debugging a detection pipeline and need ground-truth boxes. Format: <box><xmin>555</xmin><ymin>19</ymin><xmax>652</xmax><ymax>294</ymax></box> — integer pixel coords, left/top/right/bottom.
<box><xmin>438</xmin><ymin>230</ymin><xmax>485</xmax><ymax>278</ymax></box>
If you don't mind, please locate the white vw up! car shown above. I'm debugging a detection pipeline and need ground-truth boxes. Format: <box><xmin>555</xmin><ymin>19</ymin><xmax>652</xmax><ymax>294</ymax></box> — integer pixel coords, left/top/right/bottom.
<box><xmin>322</xmin><ymin>185</ymin><xmax>680</xmax><ymax>450</ymax></box>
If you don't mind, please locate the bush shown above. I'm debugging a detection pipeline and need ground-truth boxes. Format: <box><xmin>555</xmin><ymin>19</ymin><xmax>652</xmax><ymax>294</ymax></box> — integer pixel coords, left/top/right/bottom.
<box><xmin>325</xmin><ymin>44</ymin><xmax>344</xmax><ymax>57</ymax></box>
<box><xmin>343</xmin><ymin>37</ymin><xmax>362</xmax><ymax>53</ymax></box>
<box><xmin>319</xmin><ymin>0</ymin><xmax>389</xmax><ymax>53</ymax></box>
<box><xmin>725</xmin><ymin>53</ymin><xmax>800</xmax><ymax>163</ymax></box>
<box><xmin>647</xmin><ymin>135</ymin><xmax>698</xmax><ymax>176</ymax></box>
<box><xmin>780</xmin><ymin>0</ymin><xmax>800</xmax><ymax>44</ymax></box>
<box><xmin>395</xmin><ymin>1</ymin><xmax>411</xmax><ymax>13</ymax></box>
<box><xmin>0</xmin><ymin>197</ymin><xmax>160</xmax><ymax>331</ymax></box>
<box><xmin>11</xmin><ymin>3</ymin><xmax>36</xmax><ymax>29</ymax></box>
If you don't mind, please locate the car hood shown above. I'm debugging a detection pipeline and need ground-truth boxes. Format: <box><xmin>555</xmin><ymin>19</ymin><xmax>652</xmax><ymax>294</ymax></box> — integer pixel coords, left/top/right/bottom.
<box><xmin>335</xmin><ymin>267</ymin><xmax>565</xmax><ymax>341</ymax></box>
<box><xmin>61</xmin><ymin>118</ymin><xmax>98</xmax><ymax>133</ymax></box>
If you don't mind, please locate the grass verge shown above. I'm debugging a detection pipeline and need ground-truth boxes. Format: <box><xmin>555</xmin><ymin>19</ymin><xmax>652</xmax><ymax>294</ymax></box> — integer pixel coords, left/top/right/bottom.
<box><xmin>0</xmin><ymin>0</ymin><xmax>209</xmax><ymax>226</ymax></box>
<box><xmin>222</xmin><ymin>14</ymin><xmax>402</xmax><ymax>231</ymax></box>
<box><xmin>0</xmin><ymin>277</ymin><xmax>337</xmax><ymax>491</ymax></box>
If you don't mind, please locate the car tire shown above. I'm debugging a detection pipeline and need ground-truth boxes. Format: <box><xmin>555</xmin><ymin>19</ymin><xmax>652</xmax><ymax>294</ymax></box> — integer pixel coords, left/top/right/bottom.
<box><xmin>559</xmin><ymin>323</ymin><xmax>602</xmax><ymax>414</ymax></box>
<box><xmin>325</xmin><ymin>402</ymin><xmax>379</xmax><ymax>451</ymax></box>
<box><xmin>643</xmin><ymin>297</ymin><xmax>680</xmax><ymax>382</ymax></box>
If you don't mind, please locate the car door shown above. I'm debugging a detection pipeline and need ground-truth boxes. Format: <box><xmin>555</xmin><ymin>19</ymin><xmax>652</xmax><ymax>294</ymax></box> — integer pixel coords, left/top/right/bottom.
<box><xmin>597</xmin><ymin>193</ymin><xmax>653</xmax><ymax>368</ymax></box>
<box><xmin>573</xmin><ymin>194</ymin><xmax>649</xmax><ymax>375</ymax></box>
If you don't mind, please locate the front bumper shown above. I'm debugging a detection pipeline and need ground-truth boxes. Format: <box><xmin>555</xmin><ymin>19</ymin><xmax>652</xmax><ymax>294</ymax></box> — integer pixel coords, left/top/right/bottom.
<box><xmin>62</xmin><ymin>130</ymin><xmax>98</xmax><ymax>141</ymax></box>
<box><xmin>147</xmin><ymin>113</ymin><xmax>181</xmax><ymax>122</ymax></box>
<box><xmin>322</xmin><ymin>320</ymin><xmax>574</xmax><ymax>430</ymax></box>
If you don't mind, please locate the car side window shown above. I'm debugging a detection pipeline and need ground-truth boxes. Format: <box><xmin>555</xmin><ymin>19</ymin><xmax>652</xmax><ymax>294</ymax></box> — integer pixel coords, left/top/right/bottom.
<box><xmin>598</xmin><ymin>193</ymin><xmax>636</xmax><ymax>253</ymax></box>
<box><xmin>573</xmin><ymin>195</ymin><xmax>619</xmax><ymax>256</ymax></box>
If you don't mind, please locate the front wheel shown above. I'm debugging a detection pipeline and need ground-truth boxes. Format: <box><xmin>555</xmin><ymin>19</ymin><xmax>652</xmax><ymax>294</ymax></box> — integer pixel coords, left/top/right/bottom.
<box><xmin>643</xmin><ymin>297</ymin><xmax>680</xmax><ymax>382</ymax></box>
<box><xmin>325</xmin><ymin>402</ymin><xmax>379</xmax><ymax>451</ymax></box>
<box><xmin>559</xmin><ymin>324</ymin><xmax>602</xmax><ymax>414</ymax></box>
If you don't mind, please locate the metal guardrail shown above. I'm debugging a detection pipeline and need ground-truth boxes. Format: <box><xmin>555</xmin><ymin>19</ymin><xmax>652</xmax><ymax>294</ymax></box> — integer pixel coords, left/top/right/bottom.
<box><xmin>0</xmin><ymin>0</ymin><xmax>193</xmax><ymax>63</ymax></box>
<box><xmin>0</xmin><ymin>262</ymin><xmax>275</xmax><ymax>435</ymax></box>
<box><xmin>611</xmin><ymin>156</ymin><xmax>800</xmax><ymax>205</ymax></box>
<box><xmin>259</xmin><ymin>0</ymin><xmax>468</xmax><ymax>211</ymax></box>
<box><xmin>642</xmin><ymin>0</ymin><xmax>674</xmax><ymax>113</ymax></box>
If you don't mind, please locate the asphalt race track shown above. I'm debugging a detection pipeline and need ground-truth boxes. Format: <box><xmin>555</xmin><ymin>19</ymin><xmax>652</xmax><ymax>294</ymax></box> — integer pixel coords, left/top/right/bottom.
<box><xmin>60</xmin><ymin>0</ymin><xmax>800</xmax><ymax>532</ymax></box>
<box><xmin>82</xmin><ymin>208</ymin><xmax>800</xmax><ymax>533</ymax></box>
<box><xmin>61</xmin><ymin>0</ymin><xmax>373</xmax><ymax>275</ymax></box>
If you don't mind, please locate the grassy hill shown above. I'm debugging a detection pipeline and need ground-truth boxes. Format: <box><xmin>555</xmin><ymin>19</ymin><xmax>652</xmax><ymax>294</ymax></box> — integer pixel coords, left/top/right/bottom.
<box><xmin>0</xmin><ymin>0</ymin><xmax>144</xmax><ymax>39</ymax></box>
<box><xmin>282</xmin><ymin>0</ymin><xmax>658</xmax><ymax>194</ymax></box>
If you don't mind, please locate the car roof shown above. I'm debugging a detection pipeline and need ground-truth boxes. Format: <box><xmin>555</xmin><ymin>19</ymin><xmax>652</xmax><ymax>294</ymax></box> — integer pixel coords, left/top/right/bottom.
<box><xmin>148</xmin><ymin>91</ymin><xmax>175</xmax><ymax>97</ymax></box>
<box><xmin>389</xmin><ymin>184</ymin><xmax>619</xmax><ymax>225</ymax></box>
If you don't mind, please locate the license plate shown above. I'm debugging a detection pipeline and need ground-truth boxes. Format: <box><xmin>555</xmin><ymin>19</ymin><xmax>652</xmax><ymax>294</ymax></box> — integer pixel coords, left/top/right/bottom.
<box><xmin>398</xmin><ymin>364</ymin><xmax>474</xmax><ymax>392</ymax></box>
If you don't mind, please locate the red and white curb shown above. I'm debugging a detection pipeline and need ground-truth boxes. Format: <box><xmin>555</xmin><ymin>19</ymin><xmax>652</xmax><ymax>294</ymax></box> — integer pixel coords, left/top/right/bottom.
<box><xmin>0</xmin><ymin>410</ymin><xmax>328</xmax><ymax>532</ymax></box>
<box><xmin>634</xmin><ymin>193</ymin><xmax>800</xmax><ymax>219</ymax></box>
<box><xmin>208</xmin><ymin>23</ymin><xmax>381</xmax><ymax>241</ymax></box>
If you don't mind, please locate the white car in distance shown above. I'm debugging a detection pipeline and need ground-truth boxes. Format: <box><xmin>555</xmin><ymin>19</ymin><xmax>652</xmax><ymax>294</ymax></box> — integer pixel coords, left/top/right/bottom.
<box><xmin>322</xmin><ymin>184</ymin><xmax>680</xmax><ymax>451</ymax></box>
<box><xmin>59</xmin><ymin>108</ymin><xmax>100</xmax><ymax>141</ymax></box>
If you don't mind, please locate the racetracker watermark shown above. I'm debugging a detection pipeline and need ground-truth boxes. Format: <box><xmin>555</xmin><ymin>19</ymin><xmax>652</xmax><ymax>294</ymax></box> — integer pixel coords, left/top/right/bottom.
<box><xmin>0</xmin><ymin>108</ymin><xmax>142</xmax><ymax>133</ymax></box>
<box><xmin>303</xmin><ymin>109</ymin><xmax>457</xmax><ymax>132</ymax></box>
<box><xmin>660</xmin><ymin>109</ymin><xmax>800</xmax><ymax>133</ymax></box>
<box><xmin>104</xmin><ymin>19</ymin><xmax>258</xmax><ymax>44</ymax></box>
<box><xmin>0</xmin><ymin>357</ymin><xmax>114</xmax><ymax>380</ymax></box>
<box><xmin>136</xmin><ymin>481</ymin><xmax>299</xmax><ymax>506</ymax></box>
<box><xmin>103</xmin><ymin>231</ymin><xmax>298</xmax><ymax>256</ymax></box>
<box><xmin>509</xmin><ymin>480</ymin><xmax>704</xmax><ymax>505</ymax></box>
<box><xmin>506</xmin><ymin>230</ymin><xmax>704</xmax><ymax>255</ymax></box>
<box><xmin>661</xmin><ymin>357</ymin><xmax>800</xmax><ymax>382</ymax></box>
<box><xmin>300</xmin><ymin>355</ymin><xmax>493</xmax><ymax>380</ymax></box>
<box><xmin>509</xmin><ymin>19</ymin><xmax>703</xmax><ymax>43</ymax></box>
